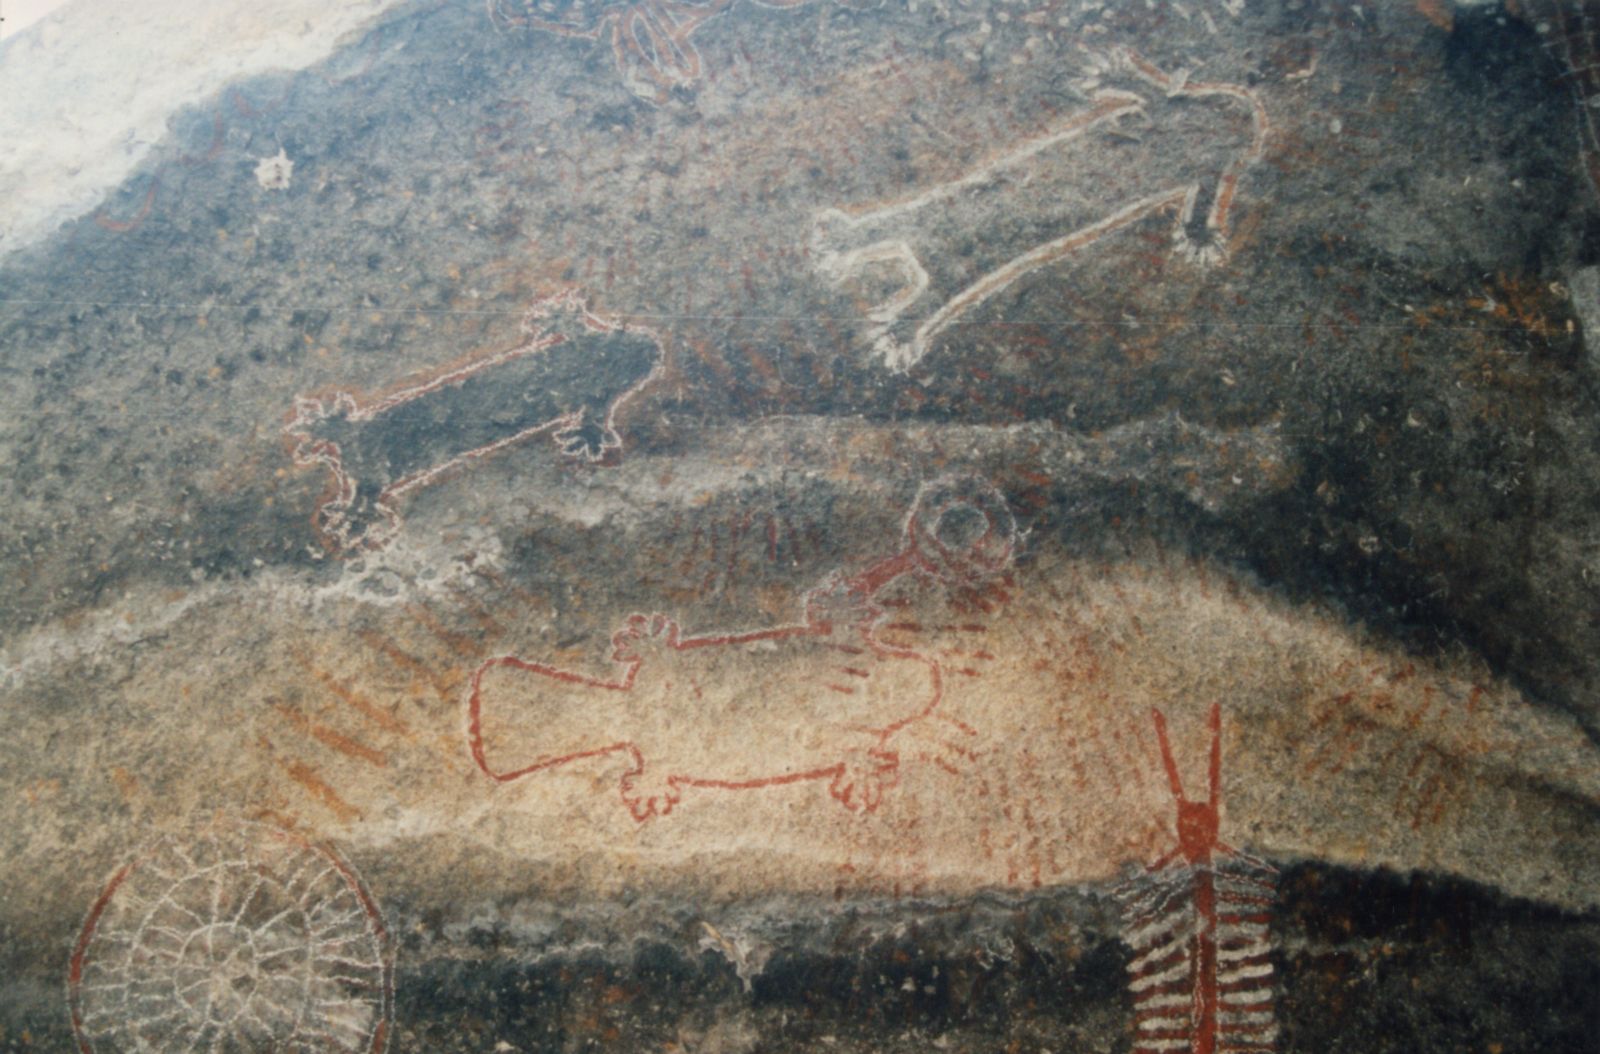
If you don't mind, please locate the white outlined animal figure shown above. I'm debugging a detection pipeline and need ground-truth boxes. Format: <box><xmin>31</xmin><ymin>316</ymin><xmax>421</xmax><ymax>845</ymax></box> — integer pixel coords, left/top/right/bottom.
<box><xmin>466</xmin><ymin>477</ymin><xmax>1016</xmax><ymax>820</ymax></box>
<box><xmin>810</xmin><ymin>49</ymin><xmax>1268</xmax><ymax>372</ymax></box>
<box><xmin>284</xmin><ymin>289</ymin><xmax>663</xmax><ymax>553</ymax></box>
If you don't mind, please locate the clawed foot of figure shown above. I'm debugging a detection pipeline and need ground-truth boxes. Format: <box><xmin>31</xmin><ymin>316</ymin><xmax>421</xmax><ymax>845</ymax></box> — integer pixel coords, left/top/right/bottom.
<box><xmin>553</xmin><ymin>417</ymin><xmax>621</xmax><ymax>460</ymax></box>
<box><xmin>1173</xmin><ymin>224</ymin><xmax>1228</xmax><ymax>267</ymax></box>
<box><xmin>829</xmin><ymin>747</ymin><xmax>900</xmax><ymax>813</ymax></box>
<box><xmin>621</xmin><ymin>764</ymin><xmax>683</xmax><ymax>821</ymax></box>
<box><xmin>610</xmin><ymin>613</ymin><xmax>682</xmax><ymax>664</ymax></box>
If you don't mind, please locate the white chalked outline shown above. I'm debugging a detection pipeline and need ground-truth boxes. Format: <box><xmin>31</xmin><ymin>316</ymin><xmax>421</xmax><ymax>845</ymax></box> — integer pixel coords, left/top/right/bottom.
<box><xmin>69</xmin><ymin>822</ymin><xmax>393</xmax><ymax>1054</ymax></box>
<box><xmin>284</xmin><ymin>288</ymin><xmax>665</xmax><ymax>554</ymax></box>
<box><xmin>811</xmin><ymin>48</ymin><xmax>1270</xmax><ymax>372</ymax></box>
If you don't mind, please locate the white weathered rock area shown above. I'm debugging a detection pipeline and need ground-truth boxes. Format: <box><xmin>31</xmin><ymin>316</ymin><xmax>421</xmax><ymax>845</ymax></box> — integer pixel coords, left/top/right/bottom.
<box><xmin>0</xmin><ymin>0</ymin><xmax>405</xmax><ymax>261</ymax></box>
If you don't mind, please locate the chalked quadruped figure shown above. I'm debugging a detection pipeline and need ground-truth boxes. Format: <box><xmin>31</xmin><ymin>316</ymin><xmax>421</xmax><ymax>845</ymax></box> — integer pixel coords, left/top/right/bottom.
<box><xmin>284</xmin><ymin>289</ymin><xmax>663</xmax><ymax>553</ymax></box>
<box><xmin>1116</xmin><ymin>704</ymin><xmax>1279</xmax><ymax>1054</ymax></box>
<box><xmin>467</xmin><ymin>476</ymin><xmax>1017</xmax><ymax>819</ymax></box>
<box><xmin>810</xmin><ymin>47</ymin><xmax>1268</xmax><ymax>372</ymax></box>
<box><xmin>69</xmin><ymin>820</ymin><xmax>394</xmax><ymax>1054</ymax></box>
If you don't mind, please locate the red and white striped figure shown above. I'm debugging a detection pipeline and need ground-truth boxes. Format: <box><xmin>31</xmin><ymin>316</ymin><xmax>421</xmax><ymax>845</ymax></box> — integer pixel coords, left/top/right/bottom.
<box><xmin>1117</xmin><ymin>704</ymin><xmax>1279</xmax><ymax>1054</ymax></box>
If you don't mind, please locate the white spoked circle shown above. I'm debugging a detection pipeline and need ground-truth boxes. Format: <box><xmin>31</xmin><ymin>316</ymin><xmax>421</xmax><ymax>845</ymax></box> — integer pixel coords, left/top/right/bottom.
<box><xmin>70</xmin><ymin>822</ymin><xmax>392</xmax><ymax>1054</ymax></box>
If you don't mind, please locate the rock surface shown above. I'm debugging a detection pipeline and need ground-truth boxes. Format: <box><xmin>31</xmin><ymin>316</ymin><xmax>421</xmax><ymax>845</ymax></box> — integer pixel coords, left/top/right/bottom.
<box><xmin>1</xmin><ymin>0</ymin><xmax>1598</xmax><ymax>1051</ymax></box>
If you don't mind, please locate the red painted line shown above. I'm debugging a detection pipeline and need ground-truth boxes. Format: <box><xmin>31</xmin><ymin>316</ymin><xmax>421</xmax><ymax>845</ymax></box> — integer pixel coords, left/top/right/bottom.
<box><xmin>1216</xmin><ymin>913</ymin><xmax>1274</xmax><ymax>926</ymax></box>
<box><xmin>680</xmin><ymin>764</ymin><xmax>844</xmax><ymax>792</ymax></box>
<box><xmin>273</xmin><ymin>703</ymin><xmax>389</xmax><ymax>768</ymax></box>
<box><xmin>177</xmin><ymin>109</ymin><xmax>226</xmax><ymax>165</ymax></box>
<box><xmin>93</xmin><ymin>178</ymin><xmax>159</xmax><ymax>233</ymax></box>
<box><xmin>312</xmin><ymin>666</ymin><xmax>413</xmax><ymax>738</ymax></box>
<box><xmin>69</xmin><ymin>862</ymin><xmax>136</xmax><ymax>1053</ymax></box>
<box><xmin>357</xmin><ymin>629</ymin><xmax>455</xmax><ymax>699</ymax></box>
<box><xmin>282</xmin><ymin>758</ymin><xmax>362</xmax><ymax>823</ymax></box>
<box><xmin>404</xmin><ymin>602</ymin><xmax>483</xmax><ymax>660</ymax></box>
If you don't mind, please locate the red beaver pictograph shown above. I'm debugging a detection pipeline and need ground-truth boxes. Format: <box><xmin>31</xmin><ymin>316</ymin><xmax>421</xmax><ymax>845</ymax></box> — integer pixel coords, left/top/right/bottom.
<box><xmin>466</xmin><ymin>477</ymin><xmax>1016</xmax><ymax>819</ymax></box>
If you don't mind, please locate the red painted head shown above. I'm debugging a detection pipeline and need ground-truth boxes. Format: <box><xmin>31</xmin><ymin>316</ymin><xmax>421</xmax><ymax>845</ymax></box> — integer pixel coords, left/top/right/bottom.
<box><xmin>1152</xmin><ymin>702</ymin><xmax>1224</xmax><ymax>864</ymax></box>
<box><xmin>1176</xmin><ymin>798</ymin><xmax>1221</xmax><ymax>864</ymax></box>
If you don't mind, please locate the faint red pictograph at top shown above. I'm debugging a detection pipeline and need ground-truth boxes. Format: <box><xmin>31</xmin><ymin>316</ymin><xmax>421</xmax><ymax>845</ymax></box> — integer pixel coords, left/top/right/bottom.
<box><xmin>466</xmin><ymin>476</ymin><xmax>1017</xmax><ymax>820</ymax></box>
<box><xmin>487</xmin><ymin>0</ymin><xmax>861</xmax><ymax>105</ymax></box>
<box><xmin>1116</xmin><ymin>704</ymin><xmax>1279</xmax><ymax>1054</ymax></box>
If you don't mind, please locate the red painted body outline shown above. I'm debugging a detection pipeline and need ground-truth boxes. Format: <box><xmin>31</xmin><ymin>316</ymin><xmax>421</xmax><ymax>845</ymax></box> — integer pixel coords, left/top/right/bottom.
<box><xmin>467</xmin><ymin>476</ymin><xmax>1015</xmax><ymax>819</ymax></box>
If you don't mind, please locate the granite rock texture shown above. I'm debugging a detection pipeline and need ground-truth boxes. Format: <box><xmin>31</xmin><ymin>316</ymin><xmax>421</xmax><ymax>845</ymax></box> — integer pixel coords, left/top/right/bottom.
<box><xmin>2</xmin><ymin>0</ymin><xmax>1598</xmax><ymax>1051</ymax></box>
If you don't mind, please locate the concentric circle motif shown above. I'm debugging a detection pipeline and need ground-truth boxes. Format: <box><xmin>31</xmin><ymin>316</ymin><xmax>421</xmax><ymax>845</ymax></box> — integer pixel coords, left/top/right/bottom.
<box><xmin>69</xmin><ymin>823</ymin><xmax>392</xmax><ymax>1054</ymax></box>
<box><xmin>906</xmin><ymin>476</ymin><xmax>1018</xmax><ymax>584</ymax></box>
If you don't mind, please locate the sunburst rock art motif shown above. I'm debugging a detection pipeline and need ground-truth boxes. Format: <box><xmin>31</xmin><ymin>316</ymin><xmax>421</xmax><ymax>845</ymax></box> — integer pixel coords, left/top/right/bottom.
<box><xmin>1115</xmin><ymin>704</ymin><xmax>1279</xmax><ymax>1054</ymax></box>
<box><xmin>487</xmin><ymin>0</ymin><xmax>854</xmax><ymax>105</ymax></box>
<box><xmin>467</xmin><ymin>476</ymin><xmax>1017</xmax><ymax>819</ymax></box>
<box><xmin>810</xmin><ymin>48</ymin><xmax>1269</xmax><ymax>372</ymax></box>
<box><xmin>284</xmin><ymin>288</ymin><xmax>663</xmax><ymax>554</ymax></box>
<box><xmin>68</xmin><ymin>821</ymin><xmax>393</xmax><ymax>1054</ymax></box>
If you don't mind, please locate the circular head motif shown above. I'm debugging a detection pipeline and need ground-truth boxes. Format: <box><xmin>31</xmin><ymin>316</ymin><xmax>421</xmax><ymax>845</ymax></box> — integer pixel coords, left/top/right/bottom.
<box><xmin>69</xmin><ymin>822</ymin><xmax>392</xmax><ymax>1054</ymax></box>
<box><xmin>905</xmin><ymin>476</ymin><xmax>1017</xmax><ymax>584</ymax></box>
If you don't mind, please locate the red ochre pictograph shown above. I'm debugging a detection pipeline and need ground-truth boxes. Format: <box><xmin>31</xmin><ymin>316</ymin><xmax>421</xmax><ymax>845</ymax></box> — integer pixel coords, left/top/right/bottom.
<box><xmin>284</xmin><ymin>288</ymin><xmax>664</xmax><ymax>553</ymax></box>
<box><xmin>69</xmin><ymin>821</ymin><xmax>393</xmax><ymax>1054</ymax></box>
<box><xmin>1116</xmin><ymin>704</ymin><xmax>1279</xmax><ymax>1054</ymax></box>
<box><xmin>487</xmin><ymin>0</ymin><xmax>849</xmax><ymax>105</ymax></box>
<box><xmin>810</xmin><ymin>47</ymin><xmax>1270</xmax><ymax>372</ymax></box>
<box><xmin>467</xmin><ymin>476</ymin><xmax>1017</xmax><ymax>820</ymax></box>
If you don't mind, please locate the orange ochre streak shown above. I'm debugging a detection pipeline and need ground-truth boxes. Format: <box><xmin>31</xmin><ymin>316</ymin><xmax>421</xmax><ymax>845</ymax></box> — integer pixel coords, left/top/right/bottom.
<box><xmin>273</xmin><ymin>703</ymin><xmax>389</xmax><ymax>767</ymax></box>
<box><xmin>280</xmin><ymin>756</ymin><xmax>363</xmax><ymax>823</ymax></box>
